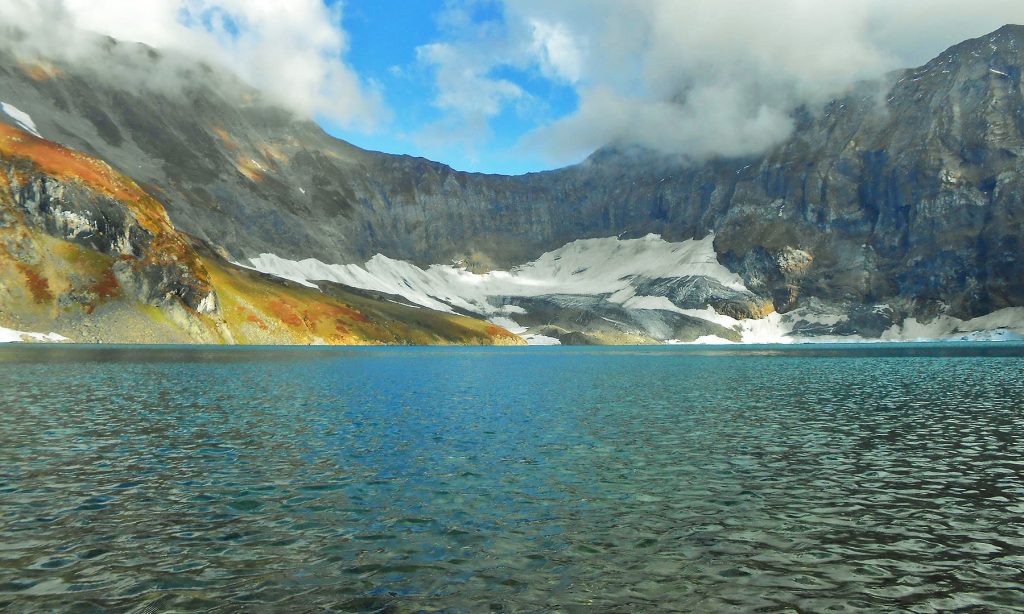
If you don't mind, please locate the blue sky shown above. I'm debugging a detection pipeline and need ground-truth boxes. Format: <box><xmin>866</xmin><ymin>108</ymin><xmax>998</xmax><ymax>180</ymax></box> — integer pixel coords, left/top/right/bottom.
<box><xmin>321</xmin><ymin>0</ymin><xmax>579</xmax><ymax>175</ymax></box>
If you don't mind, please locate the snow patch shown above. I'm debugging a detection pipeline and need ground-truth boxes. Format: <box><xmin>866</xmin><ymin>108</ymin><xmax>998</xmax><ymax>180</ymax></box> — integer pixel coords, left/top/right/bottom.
<box><xmin>487</xmin><ymin>316</ymin><xmax>527</xmax><ymax>335</ymax></box>
<box><xmin>0</xmin><ymin>102</ymin><xmax>42</xmax><ymax>138</ymax></box>
<box><xmin>620</xmin><ymin>295</ymin><xmax>679</xmax><ymax>312</ymax></box>
<box><xmin>231</xmin><ymin>258</ymin><xmax>320</xmax><ymax>289</ymax></box>
<box><xmin>881</xmin><ymin>307</ymin><xmax>1024</xmax><ymax>342</ymax></box>
<box><xmin>0</xmin><ymin>325</ymin><xmax>68</xmax><ymax>343</ymax></box>
<box><xmin>668</xmin><ymin>335</ymin><xmax>737</xmax><ymax>345</ymax></box>
<box><xmin>521</xmin><ymin>333</ymin><xmax>561</xmax><ymax>345</ymax></box>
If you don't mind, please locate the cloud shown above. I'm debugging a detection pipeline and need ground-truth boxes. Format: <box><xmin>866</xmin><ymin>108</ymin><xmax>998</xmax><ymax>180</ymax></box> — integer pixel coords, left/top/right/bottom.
<box><xmin>417</xmin><ymin>42</ymin><xmax>524</xmax><ymax>117</ymax></box>
<box><xmin>528</xmin><ymin>18</ymin><xmax>582</xmax><ymax>83</ymax></box>
<box><xmin>4</xmin><ymin>0</ymin><xmax>1024</xmax><ymax>169</ymax></box>
<box><xmin>419</xmin><ymin>0</ymin><xmax>1024</xmax><ymax>167</ymax></box>
<box><xmin>0</xmin><ymin>0</ymin><xmax>387</xmax><ymax>130</ymax></box>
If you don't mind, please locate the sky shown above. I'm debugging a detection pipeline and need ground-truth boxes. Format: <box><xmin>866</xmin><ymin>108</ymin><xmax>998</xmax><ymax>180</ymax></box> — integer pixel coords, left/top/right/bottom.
<box><xmin>3</xmin><ymin>0</ymin><xmax>1024</xmax><ymax>175</ymax></box>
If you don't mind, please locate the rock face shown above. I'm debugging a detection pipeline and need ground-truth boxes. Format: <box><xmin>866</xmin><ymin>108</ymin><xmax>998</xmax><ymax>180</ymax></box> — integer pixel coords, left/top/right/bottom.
<box><xmin>0</xmin><ymin>122</ymin><xmax>218</xmax><ymax>317</ymax></box>
<box><xmin>1</xmin><ymin>25</ymin><xmax>1024</xmax><ymax>339</ymax></box>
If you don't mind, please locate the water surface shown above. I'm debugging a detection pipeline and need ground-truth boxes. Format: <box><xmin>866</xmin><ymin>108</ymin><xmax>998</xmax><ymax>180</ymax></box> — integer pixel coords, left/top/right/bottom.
<box><xmin>1</xmin><ymin>344</ymin><xmax>1023</xmax><ymax>611</ymax></box>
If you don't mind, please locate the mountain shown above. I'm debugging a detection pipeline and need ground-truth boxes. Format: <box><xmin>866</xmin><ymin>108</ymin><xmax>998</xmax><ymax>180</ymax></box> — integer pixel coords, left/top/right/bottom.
<box><xmin>1</xmin><ymin>26</ymin><xmax>1024</xmax><ymax>344</ymax></box>
<box><xmin>0</xmin><ymin>117</ymin><xmax>520</xmax><ymax>345</ymax></box>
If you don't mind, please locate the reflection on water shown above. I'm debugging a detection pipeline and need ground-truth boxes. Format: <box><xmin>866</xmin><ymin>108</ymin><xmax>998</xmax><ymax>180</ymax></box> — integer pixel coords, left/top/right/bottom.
<box><xmin>1</xmin><ymin>344</ymin><xmax>1023</xmax><ymax>611</ymax></box>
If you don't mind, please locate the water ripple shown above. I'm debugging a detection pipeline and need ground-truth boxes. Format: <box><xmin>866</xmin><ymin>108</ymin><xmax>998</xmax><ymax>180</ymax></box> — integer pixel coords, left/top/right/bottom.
<box><xmin>0</xmin><ymin>344</ymin><xmax>1023</xmax><ymax>611</ymax></box>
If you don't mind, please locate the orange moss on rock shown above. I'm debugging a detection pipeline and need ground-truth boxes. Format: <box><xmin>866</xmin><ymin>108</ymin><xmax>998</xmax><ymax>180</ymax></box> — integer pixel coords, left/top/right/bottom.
<box><xmin>0</xmin><ymin>123</ymin><xmax>170</xmax><ymax>234</ymax></box>
<box><xmin>211</xmin><ymin>126</ymin><xmax>238</xmax><ymax>151</ymax></box>
<box><xmin>235</xmin><ymin>156</ymin><xmax>265</xmax><ymax>182</ymax></box>
<box><xmin>0</xmin><ymin>123</ymin><xmax>216</xmax><ymax>310</ymax></box>
<box><xmin>18</xmin><ymin>61</ymin><xmax>63</xmax><ymax>81</ymax></box>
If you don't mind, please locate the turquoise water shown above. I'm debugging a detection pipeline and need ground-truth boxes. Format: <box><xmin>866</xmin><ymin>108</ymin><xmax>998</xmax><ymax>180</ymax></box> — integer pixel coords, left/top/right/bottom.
<box><xmin>1</xmin><ymin>344</ymin><xmax>1023</xmax><ymax>612</ymax></box>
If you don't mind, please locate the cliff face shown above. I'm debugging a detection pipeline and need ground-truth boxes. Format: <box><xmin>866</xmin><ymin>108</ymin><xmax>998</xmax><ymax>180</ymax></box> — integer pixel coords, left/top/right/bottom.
<box><xmin>707</xmin><ymin>25</ymin><xmax>1024</xmax><ymax>322</ymax></box>
<box><xmin>1</xmin><ymin>26</ymin><xmax>1023</xmax><ymax>340</ymax></box>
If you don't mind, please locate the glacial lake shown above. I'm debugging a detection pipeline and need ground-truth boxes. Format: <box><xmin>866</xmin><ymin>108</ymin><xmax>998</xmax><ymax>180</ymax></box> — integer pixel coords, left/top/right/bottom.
<box><xmin>1</xmin><ymin>343</ymin><xmax>1023</xmax><ymax>612</ymax></box>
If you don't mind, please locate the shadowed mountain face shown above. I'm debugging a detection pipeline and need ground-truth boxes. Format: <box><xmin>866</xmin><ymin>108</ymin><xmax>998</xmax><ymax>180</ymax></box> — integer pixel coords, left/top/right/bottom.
<box><xmin>1</xmin><ymin>26</ymin><xmax>1023</xmax><ymax>341</ymax></box>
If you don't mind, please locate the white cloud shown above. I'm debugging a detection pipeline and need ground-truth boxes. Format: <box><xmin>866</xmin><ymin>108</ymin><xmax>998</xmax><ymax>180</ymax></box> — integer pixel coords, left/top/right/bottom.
<box><xmin>528</xmin><ymin>18</ymin><xmax>582</xmax><ymax>83</ymax></box>
<box><xmin>417</xmin><ymin>42</ymin><xmax>524</xmax><ymax>117</ymax></box>
<box><xmin>418</xmin><ymin>0</ymin><xmax>1024</xmax><ymax>167</ymax></box>
<box><xmin>4</xmin><ymin>0</ymin><xmax>1024</xmax><ymax>169</ymax></box>
<box><xmin>0</xmin><ymin>0</ymin><xmax>387</xmax><ymax>129</ymax></box>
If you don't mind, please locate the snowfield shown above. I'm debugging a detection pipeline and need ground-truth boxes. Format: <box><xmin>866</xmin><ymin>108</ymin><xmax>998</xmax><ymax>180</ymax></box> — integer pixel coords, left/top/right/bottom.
<box><xmin>0</xmin><ymin>102</ymin><xmax>42</xmax><ymax>138</ymax></box>
<box><xmin>0</xmin><ymin>326</ymin><xmax>68</xmax><ymax>343</ymax></box>
<box><xmin>241</xmin><ymin>234</ymin><xmax>745</xmax><ymax>316</ymax></box>
<box><xmin>239</xmin><ymin>234</ymin><xmax>1024</xmax><ymax>345</ymax></box>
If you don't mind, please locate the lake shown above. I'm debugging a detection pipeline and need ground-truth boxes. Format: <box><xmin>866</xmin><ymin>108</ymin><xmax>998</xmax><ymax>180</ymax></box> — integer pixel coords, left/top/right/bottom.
<box><xmin>1</xmin><ymin>344</ymin><xmax>1023</xmax><ymax>612</ymax></box>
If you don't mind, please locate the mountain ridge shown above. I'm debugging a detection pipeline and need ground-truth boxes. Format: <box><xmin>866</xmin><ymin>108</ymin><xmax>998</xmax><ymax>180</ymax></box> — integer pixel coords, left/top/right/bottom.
<box><xmin>1</xmin><ymin>24</ymin><xmax>1023</xmax><ymax>343</ymax></box>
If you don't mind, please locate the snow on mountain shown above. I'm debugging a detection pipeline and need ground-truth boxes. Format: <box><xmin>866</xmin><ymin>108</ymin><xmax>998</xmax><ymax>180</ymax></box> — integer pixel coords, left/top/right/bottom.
<box><xmin>243</xmin><ymin>233</ymin><xmax>745</xmax><ymax>315</ymax></box>
<box><xmin>0</xmin><ymin>325</ymin><xmax>67</xmax><ymax>343</ymax></box>
<box><xmin>881</xmin><ymin>307</ymin><xmax>1024</xmax><ymax>342</ymax></box>
<box><xmin>0</xmin><ymin>102</ymin><xmax>42</xmax><ymax>138</ymax></box>
<box><xmin>240</xmin><ymin>233</ymin><xmax>1024</xmax><ymax>345</ymax></box>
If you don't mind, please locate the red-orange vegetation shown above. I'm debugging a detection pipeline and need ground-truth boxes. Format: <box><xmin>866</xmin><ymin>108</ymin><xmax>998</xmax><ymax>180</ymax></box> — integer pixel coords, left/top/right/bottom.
<box><xmin>18</xmin><ymin>61</ymin><xmax>62</xmax><ymax>81</ymax></box>
<box><xmin>299</xmin><ymin>300</ymin><xmax>371</xmax><ymax>327</ymax></box>
<box><xmin>0</xmin><ymin>124</ymin><xmax>216</xmax><ymax>309</ymax></box>
<box><xmin>15</xmin><ymin>263</ymin><xmax>52</xmax><ymax>303</ymax></box>
<box><xmin>89</xmin><ymin>266</ymin><xmax>121</xmax><ymax>301</ymax></box>
<box><xmin>0</xmin><ymin>124</ymin><xmax>169</xmax><ymax>234</ymax></box>
<box><xmin>336</xmin><ymin>304</ymin><xmax>370</xmax><ymax>323</ymax></box>
<box><xmin>211</xmin><ymin>127</ymin><xmax>238</xmax><ymax>151</ymax></box>
<box><xmin>246</xmin><ymin>313</ymin><xmax>269</xmax><ymax>330</ymax></box>
<box><xmin>267</xmin><ymin>299</ymin><xmax>304</xmax><ymax>328</ymax></box>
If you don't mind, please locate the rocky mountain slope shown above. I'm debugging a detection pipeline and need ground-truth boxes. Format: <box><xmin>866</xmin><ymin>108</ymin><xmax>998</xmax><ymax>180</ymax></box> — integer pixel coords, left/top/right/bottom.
<box><xmin>0</xmin><ymin>120</ymin><xmax>521</xmax><ymax>345</ymax></box>
<box><xmin>1</xmin><ymin>25</ymin><xmax>1024</xmax><ymax>343</ymax></box>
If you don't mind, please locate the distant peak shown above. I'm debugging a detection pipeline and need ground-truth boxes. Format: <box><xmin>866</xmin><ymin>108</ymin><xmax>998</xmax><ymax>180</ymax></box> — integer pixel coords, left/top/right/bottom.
<box><xmin>991</xmin><ymin>23</ymin><xmax>1024</xmax><ymax>37</ymax></box>
<box><xmin>961</xmin><ymin>23</ymin><xmax>1024</xmax><ymax>50</ymax></box>
<box><xmin>918</xmin><ymin>23</ymin><xmax>1024</xmax><ymax>76</ymax></box>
